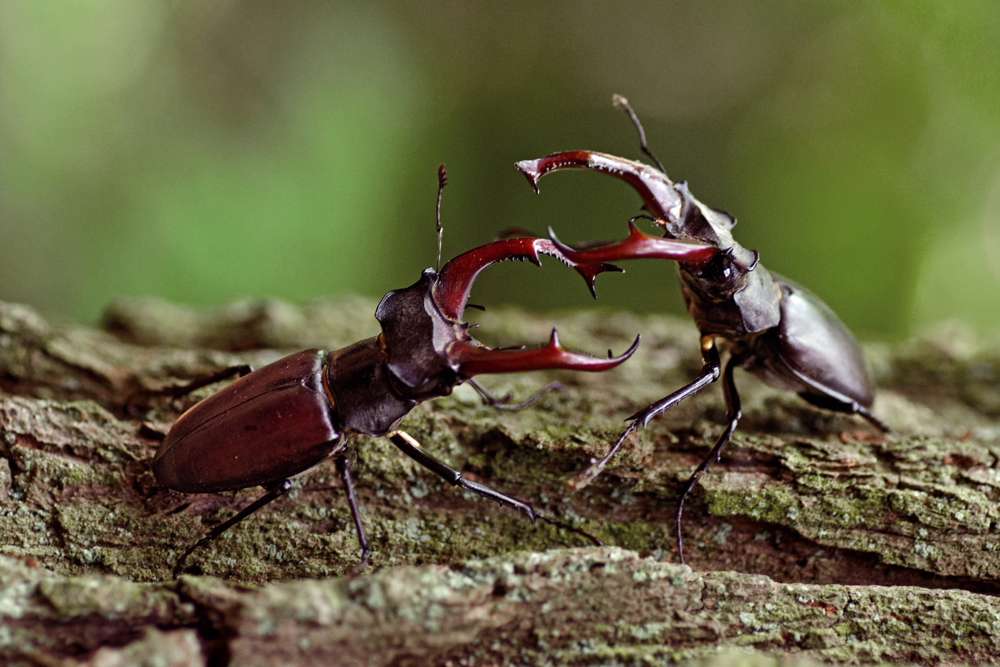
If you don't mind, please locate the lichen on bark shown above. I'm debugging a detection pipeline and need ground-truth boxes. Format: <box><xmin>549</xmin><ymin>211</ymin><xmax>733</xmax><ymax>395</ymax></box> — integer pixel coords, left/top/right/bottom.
<box><xmin>1</xmin><ymin>297</ymin><xmax>999</xmax><ymax>665</ymax></box>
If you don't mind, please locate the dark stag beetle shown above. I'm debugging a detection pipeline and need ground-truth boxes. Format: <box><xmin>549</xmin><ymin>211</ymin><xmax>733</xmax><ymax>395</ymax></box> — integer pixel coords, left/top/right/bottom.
<box><xmin>152</xmin><ymin>166</ymin><xmax>642</xmax><ymax>575</ymax></box>
<box><xmin>515</xmin><ymin>96</ymin><xmax>890</xmax><ymax>563</ymax></box>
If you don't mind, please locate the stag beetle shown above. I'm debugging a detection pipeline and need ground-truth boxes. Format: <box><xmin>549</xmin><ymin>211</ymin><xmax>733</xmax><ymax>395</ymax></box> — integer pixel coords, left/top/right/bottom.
<box><xmin>515</xmin><ymin>96</ymin><xmax>890</xmax><ymax>563</ymax></box>
<box><xmin>153</xmin><ymin>166</ymin><xmax>642</xmax><ymax>575</ymax></box>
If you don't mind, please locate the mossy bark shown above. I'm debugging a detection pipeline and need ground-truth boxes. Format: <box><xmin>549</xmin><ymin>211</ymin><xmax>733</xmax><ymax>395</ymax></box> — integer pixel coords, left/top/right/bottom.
<box><xmin>1</xmin><ymin>297</ymin><xmax>998</xmax><ymax>665</ymax></box>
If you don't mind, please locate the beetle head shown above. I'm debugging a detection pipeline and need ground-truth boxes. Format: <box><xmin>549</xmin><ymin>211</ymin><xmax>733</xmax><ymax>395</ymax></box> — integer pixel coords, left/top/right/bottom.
<box><xmin>375</xmin><ymin>269</ymin><xmax>463</xmax><ymax>401</ymax></box>
<box><xmin>679</xmin><ymin>245</ymin><xmax>758</xmax><ymax>299</ymax></box>
<box><xmin>375</xmin><ymin>237</ymin><xmax>640</xmax><ymax>400</ymax></box>
<box><xmin>517</xmin><ymin>151</ymin><xmax>762</xmax><ymax>275</ymax></box>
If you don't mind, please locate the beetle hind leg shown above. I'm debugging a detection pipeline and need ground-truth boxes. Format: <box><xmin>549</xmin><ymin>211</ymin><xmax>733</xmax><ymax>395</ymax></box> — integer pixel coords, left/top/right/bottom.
<box><xmin>858</xmin><ymin>408</ymin><xmax>893</xmax><ymax>433</ymax></box>
<box><xmin>171</xmin><ymin>478</ymin><xmax>291</xmax><ymax>577</ymax></box>
<box><xmin>797</xmin><ymin>391</ymin><xmax>893</xmax><ymax>434</ymax></box>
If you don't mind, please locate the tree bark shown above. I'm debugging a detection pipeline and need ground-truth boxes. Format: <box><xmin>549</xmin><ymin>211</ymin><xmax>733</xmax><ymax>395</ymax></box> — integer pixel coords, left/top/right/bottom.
<box><xmin>1</xmin><ymin>297</ymin><xmax>998</xmax><ymax>665</ymax></box>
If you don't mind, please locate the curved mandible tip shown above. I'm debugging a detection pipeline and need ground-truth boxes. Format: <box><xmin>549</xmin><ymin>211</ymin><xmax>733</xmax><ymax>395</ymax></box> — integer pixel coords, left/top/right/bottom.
<box><xmin>516</xmin><ymin>151</ymin><xmax>685</xmax><ymax>224</ymax></box>
<box><xmin>547</xmin><ymin>222</ymin><xmax>717</xmax><ymax>265</ymax></box>
<box><xmin>450</xmin><ymin>330</ymin><xmax>640</xmax><ymax>377</ymax></box>
<box><xmin>433</xmin><ymin>237</ymin><xmax>623</xmax><ymax>321</ymax></box>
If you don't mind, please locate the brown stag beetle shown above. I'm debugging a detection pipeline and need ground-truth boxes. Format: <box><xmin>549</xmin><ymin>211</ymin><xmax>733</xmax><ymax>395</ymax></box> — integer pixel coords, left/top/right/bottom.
<box><xmin>153</xmin><ymin>166</ymin><xmax>643</xmax><ymax>576</ymax></box>
<box><xmin>515</xmin><ymin>96</ymin><xmax>890</xmax><ymax>563</ymax></box>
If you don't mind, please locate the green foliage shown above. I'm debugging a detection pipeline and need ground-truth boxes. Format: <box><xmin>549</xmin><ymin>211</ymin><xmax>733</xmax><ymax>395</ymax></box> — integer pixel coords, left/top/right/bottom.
<box><xmin>1</xmin><ymin>2</ymin><xmax>998</xmax><ymax>337</ymax></box>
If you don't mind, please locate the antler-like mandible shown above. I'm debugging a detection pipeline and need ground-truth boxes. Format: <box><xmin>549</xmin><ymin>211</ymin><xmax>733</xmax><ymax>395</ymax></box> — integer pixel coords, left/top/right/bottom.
<box><xmin>450</xmin><ymin>329</ymin><xmax>639</xmax><ymax>376</ymax></box>
<box><xmin>547</xmin><ymin>220</ymin><xmax>717</xmax><ymax>266</ymax></box>
<box><xmin>517</xmin><ymin>151</ymin><xmax>685</xmax><ymax>223</ymax></box>
<box><xmin>433</xmin><ymin>237</ymin><xmax>621</xmax><ymax>321</ymax></box>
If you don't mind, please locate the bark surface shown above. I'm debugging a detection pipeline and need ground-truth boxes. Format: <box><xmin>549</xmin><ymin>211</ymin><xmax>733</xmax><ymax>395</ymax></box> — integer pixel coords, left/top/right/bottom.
<box><xmin>1</xmin><ymin>297</ymin><xmax>998</xmax><ymax>666</ymax></box>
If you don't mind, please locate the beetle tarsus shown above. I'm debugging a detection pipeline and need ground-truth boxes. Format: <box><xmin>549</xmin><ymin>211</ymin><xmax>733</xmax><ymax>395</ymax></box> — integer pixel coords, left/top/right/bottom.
<box><xmin>567</xmin><ymin>420</ymin><xmax>639</xmax><ymax>491</ymax></box>
<box><xmin>535</xmin><ymin>512</ymin><xmax>604</xmax><ymax>547</ymax></box>
<box><xmin>858</xmin><ymin>409</ymin><xmax>893</xmax><ymax>434</ymax></box>
<box><xmin>570</xmin><ymin>342</ymin><xmax>722</xmax><ymax>492</ymax></box>
<box><xmin>466</xmin><ymin>377</ymin><xmax>567</xmax><ymax>411</ymax></box>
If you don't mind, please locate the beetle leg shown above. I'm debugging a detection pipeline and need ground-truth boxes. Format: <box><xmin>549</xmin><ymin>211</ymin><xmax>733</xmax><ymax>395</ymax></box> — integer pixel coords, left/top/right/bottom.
<box><xmin>675</xmin><ymin>355</ymin><xmax>742</xmax><ymax>565</ymax></box>
<box><xmin>798</xmin><ymin>391</ymin><xmax>893</xmax><ymax>434</ymax></box>
<box><xmin>548</xmin><ymin>221</ymin><xmax>717</xmax><ymax>266</ymax></box>
<box><xmin>387</xmin><ymin>431</ymin><xmax>602</xmax><ymax>547</ymax></box>
<box><xmin>336</xmin><ymin>455</ymin><xmax>371</xmax><ymax>574</ymax></box>
<box><xmin>784</xmin><ymin>365</ymin><xmax>894</xmax><ymax>434</ymax></box>
<box><xmin>567</xmin><ymin>422</ymin><xmax>640</xmax><ymax>492</ymax></box>
<box><xmin>857</xmin><ymin>408</ymin><xmax>893</xmax><ymax>434</ymax></box>
<box><xmin>465</xmin><ymin>377</ymin><xmax>566</xmax><ymax>411</ymax></box>
<box><xmin>450</xmin><ymin>330</ymin><xmax>640</xmax><ymax>376</ymax></box>
<box><xmin>172</xmin><ymin>478</ymin><xmax>292</xmax><ymax>577</ymax></box>
<box><xmin>569</xmin><ymin>339</ymin><xmax>722</xmax><ymax>491</ymax></box>
<box><xmin>633</xmin><ymin>340</ymin><xmax>723</xmax><ymax>428</ymax></box>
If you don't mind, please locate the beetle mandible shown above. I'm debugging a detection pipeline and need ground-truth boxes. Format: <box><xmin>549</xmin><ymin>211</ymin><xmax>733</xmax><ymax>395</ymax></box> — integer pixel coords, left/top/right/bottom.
<box><xmin>515</xmin><ymin>96</ymin><xmax>890</xmax><ymax>563</ymax></box>
<box><xmin>153</xmin><ymin>166</ymin><xmax>642</xmax><ymax>575</ymax></box>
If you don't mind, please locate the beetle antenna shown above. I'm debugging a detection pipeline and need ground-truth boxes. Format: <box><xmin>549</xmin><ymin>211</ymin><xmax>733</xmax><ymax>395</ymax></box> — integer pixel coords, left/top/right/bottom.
<box><xmin>612</xmin><ymin>94</ymin><xmax>666</xmax><ymax>174</ymax></box>
<box><xmin>436</xmin><ymin>164</ymin><xmax>448</xmax><ymax>273</ymax></box>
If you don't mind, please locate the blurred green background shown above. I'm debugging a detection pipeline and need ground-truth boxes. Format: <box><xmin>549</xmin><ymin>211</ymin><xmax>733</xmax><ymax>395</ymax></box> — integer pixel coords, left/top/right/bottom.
<box><xmin>1</xmin><ymin>1</ymin><xmax>998</xmax><ymax>339</ymax></box>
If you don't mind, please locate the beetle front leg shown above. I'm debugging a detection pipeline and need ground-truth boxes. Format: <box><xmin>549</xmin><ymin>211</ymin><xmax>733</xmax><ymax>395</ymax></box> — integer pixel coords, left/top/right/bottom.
<box><xmin>387</xmin><ymin>431</ymin><xmax>602</xmax><ymax>546</ymax></box>
<box><xmin>466</xmin><ymin>377</ymin><xmax>566</xmax><ymax>411</ymax></box>
<box><xmin>675</xmin><ymin>355</ymin><xmax>742</xmax><ymax>565</ymax></box>
<box><xmin>569</xmin><ymin>338</ymin><xmax>722</xmax><ymax>490</ymax></box>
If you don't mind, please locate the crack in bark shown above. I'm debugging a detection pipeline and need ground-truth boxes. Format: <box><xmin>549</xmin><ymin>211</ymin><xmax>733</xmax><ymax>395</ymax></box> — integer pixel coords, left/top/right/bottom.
<box><xmin>2</xmin><ymin>298</ymin><xmax>1000</xmax><ymax>665</ymax></box>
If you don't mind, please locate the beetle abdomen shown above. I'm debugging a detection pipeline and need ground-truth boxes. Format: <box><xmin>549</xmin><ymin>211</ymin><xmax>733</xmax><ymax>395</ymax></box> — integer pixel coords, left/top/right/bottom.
<box><xmin>747</xmin><ymin>276</ymin><xmax>875</xmax><ymax>409</ymax></box>
<box><xmin>154</xmin><ymin>349</ymin><xmax>341</xmax><ymax>493</ymax></box>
